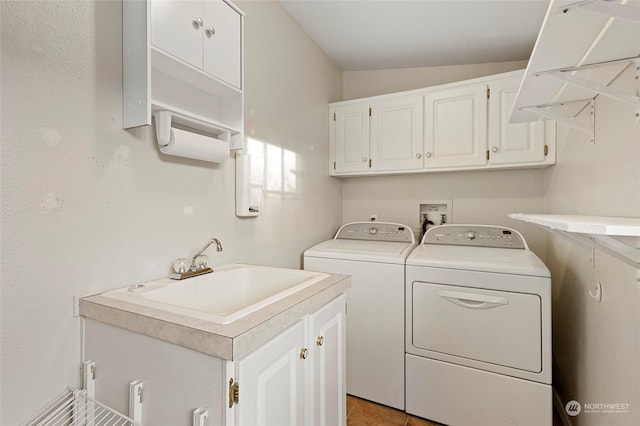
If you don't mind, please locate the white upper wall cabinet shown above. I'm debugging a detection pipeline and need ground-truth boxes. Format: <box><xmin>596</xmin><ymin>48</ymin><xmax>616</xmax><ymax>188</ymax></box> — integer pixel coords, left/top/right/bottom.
<box><xmin>424</xmin><ymin>84</ymin><xmax>487</xmax><ymax>169</ymax></box>
<box><xmin>489</xmin><ymin>76</ymin><xmax>548</xmax><ymax>166</ymax></box>
<box><xmin>329</xmin><ymin>70</ymin><xmax>556</xmax><ymax>177</ymax></box>
<box><xmin>331</xmin><ymin>103</ymin><xmax>371</xmax><ymax>174</ymax></box>
<box><xmin>150</xmin><ymin>0</ymin><xmax>242</xmax><ymax>89</ymax></box>
<box><xmin>370</xmin><ymin>96</ymin><xmax>424</xmax><ymax>172</ymax></box>
<box><xmin>124</xmin><ymin>0</ymin><xmax>244</xmax><ymax>147</ymax></box>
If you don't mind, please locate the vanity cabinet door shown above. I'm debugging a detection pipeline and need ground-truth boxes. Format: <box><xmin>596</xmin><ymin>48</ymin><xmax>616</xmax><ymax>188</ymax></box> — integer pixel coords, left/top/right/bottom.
<box><xmin>309</xmin><ymin>294</ymin><xmax>346</xmax><ymax>426</ymax></box>
<box><xmin>150</xmin><ymin>0</ymin><xmax>203</xmax><ymax>68</ymax></box>
<box><xmin>423</xmin><ymin>83</ymin><xmax>488</xmax><ymax>169</ymax></box>
<box><xmin>236</xmin><ymin>320</ymin><xmax>308</xmax><ymax>426</ymax></box>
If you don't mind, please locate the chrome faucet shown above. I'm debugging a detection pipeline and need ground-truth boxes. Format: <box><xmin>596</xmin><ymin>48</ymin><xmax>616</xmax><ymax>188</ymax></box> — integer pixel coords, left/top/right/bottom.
<box><xmin>190</xmin><ymin>237</ymin><xmax>223</xmax><ymax>268</ymax></box>
<box><xmin>170</xmin><ymin>237</ymin><xmax>223</xmax><ymax>280</ymax></box>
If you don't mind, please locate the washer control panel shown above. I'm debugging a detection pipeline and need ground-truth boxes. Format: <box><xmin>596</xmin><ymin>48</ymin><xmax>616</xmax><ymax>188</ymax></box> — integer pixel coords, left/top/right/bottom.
<box><xmin>335</xmin><ymin>222</ymin><xmax>415</xmax><ymax>243</ymax></box>
<box><xmin>423</xmin><ymin>225</ymin><xmax>526</xmax><ymax>249</ymax></box>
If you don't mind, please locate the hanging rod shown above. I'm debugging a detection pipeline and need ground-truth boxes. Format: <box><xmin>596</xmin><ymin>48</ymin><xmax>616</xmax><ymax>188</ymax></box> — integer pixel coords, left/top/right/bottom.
<box><xmin>559</xmin><ymin>0</ymin><xmax>640</xmax><ymax>22</ymax></box>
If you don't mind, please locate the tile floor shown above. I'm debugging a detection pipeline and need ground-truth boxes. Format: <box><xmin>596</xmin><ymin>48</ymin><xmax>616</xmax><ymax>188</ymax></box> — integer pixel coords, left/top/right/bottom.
<box><xmin>346</xmin><ymin>394</ymin><xmax>564</xmax><ymax>426</ymax></box>
<box><xmin>346</xmin><ymin>395</ymin><xmax>441</xmax><ymax>426</ymax></box>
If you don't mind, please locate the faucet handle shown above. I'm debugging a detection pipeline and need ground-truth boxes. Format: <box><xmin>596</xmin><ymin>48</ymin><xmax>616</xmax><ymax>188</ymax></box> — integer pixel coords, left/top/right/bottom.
<box><xmin>194</xmin><ymin>254</ymin><xmax>209</xmax><ymax>271</ymax></box>
<box><xmin>173</xmin><ymin>258</ymin><xmax>190</xmax><ymax>274</ymax></box>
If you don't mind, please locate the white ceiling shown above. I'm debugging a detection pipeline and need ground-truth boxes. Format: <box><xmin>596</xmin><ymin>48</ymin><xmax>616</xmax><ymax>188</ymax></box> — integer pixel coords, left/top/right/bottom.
<box><xmin>279</xmin><ymin>0</ymin><xmax>550</xmax><ymax>71</ymax></box>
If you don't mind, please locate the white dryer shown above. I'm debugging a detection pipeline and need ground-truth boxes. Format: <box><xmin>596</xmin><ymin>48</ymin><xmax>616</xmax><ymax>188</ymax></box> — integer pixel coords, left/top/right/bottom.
<box><xmin>405</xmin><ymin>225</ymin><xmax>552</xmax><ymax>426</ymax></box>
<box><xmin>304</xmin><ymin>222</ymin><xmax>416</xmax><ymax>410</ymax></box>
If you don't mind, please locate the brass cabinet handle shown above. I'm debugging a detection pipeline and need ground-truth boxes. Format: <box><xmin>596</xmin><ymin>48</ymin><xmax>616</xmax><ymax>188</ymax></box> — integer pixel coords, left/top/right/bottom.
<box><xmin>300</xmin><ymin>347</ymin><xmax>308</xmax><ymax>359</ymax></box>
<box><xmin>316</xmin><ymin>336</ymin><xmax>324</xmax><ymax>346</ymax></box>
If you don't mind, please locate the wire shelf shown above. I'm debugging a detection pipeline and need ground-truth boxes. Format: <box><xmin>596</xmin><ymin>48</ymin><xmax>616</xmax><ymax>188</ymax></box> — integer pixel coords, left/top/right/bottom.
<box><xmin>21</xmin><ymin>388</ymin><xmax>144</xmax><ymax>426</ymax></box>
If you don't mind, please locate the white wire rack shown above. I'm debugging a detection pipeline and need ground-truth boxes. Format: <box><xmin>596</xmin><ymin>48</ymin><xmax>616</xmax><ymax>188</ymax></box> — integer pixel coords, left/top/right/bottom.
<box><xmin>21</xmin><ymin>388</ymin><xmax>144</xmax><ymax>426</ymax></box>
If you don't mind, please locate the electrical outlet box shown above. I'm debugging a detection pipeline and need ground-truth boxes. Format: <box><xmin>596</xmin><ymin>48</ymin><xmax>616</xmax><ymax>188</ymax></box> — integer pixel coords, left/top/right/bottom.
<box><xmin>419</xmin><ymin>200</ymin><xmax>452</xmax><ymax>231</ymax></box>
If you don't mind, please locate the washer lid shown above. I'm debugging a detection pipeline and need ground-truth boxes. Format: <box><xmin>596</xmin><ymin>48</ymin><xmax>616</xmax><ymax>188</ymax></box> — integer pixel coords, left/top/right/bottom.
<box><xmin>304</xmin><ymin>239</ymin><xmax>416</xmax><ymax>264</ymax></box>
<box><xmin>406</xmin><ymin>244</ymin><xmax>550</xmax><ymax>277</ymax></box>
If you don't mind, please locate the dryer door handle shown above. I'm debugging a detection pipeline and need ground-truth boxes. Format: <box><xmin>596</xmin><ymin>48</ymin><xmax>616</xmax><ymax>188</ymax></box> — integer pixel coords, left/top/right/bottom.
<box><xmin>438</xmin><ymin>290</ymin><xmax>509</xmax><ymax>309</ymax></box>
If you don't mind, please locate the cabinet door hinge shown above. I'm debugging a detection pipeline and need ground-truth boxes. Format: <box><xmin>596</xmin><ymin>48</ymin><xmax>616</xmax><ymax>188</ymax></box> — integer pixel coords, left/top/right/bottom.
<box><xmin>544</xmin><ymin>144</ymin><xmax>549</xmax><ymax>156</ymax></box>
<box><xmin>333</xmin><ymin>161</ymin><xmax>336</xmax><ymax>170</ymax></box>
<box><xmin>333</xmin><ymin>112</ymin><xmax>336</xmax><ymax>121</ymax></box>
<box><xmin>486</xmin><ymin>149</ymin><xmax>490</xmax><ymax>160</ymax></box>
<box><xmin>369</xmin><ymin>107</ymin><xmax>372</xmax><ymax>117</ymax></box>
<box><xmin>228</xmin><ymin>378</ymin><xmax>239</xmax><ymax>408</ymax></box>
<box><xmin>487</xmin><ymin>87</ymin><xmax>490</xmax><ymax>99</ymax></box>
<box><xmin>369</xmin><ymin>159</ymin><xmax>372</xmax><ymax>167</ymax></box>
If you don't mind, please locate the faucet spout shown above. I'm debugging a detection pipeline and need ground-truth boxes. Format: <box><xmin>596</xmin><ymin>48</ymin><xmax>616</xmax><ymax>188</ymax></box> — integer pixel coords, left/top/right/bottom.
<box><xmin>190</xmin><ymin>237</ymin><xmax>223</xmax><ymax>269</ymax></box>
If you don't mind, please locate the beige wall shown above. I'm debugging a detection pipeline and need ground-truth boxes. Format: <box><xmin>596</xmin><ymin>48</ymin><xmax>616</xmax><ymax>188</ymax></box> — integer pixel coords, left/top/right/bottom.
<box><xmin>343</xmin><ymin>60</ymin><xmax>527</xmax><ymax>100</ymax></box>
<box><xmin>342</xmin><ymin>170</ymin><xmax>547</xmax><ymax>257</ymax></box>
<box><xmin>0</xmin><ymin>1</ymin><xmax>342</xmax><ymax>423</ymax></box>
<box><xmin>545</xmin><ymin>66</ymin><xmax>640</xmax><ymax>426</ymax></box>
<box><xmin>340</xmin><ymin>61</ymin><xmax>547</xmax><ymax>257</ymax></box>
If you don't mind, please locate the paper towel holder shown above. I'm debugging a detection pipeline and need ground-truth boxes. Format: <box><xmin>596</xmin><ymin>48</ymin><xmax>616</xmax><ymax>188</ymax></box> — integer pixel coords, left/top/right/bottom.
<box><xmin>154</xmin><ymin>110</ymin><xmax>232</xmax><ymax>148</ymax></box>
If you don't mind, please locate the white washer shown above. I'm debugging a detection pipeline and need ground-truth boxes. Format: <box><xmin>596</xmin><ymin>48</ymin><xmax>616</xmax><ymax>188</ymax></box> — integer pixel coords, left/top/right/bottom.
<box><xmin>304</xmin><ymin>222</ymin><xmax>416</xmax><ymax>410</ymax></box>
<box><xmin>405</xmin><ymin>225</ymin><xmax>552</xmax><ymax>426</ymax></box>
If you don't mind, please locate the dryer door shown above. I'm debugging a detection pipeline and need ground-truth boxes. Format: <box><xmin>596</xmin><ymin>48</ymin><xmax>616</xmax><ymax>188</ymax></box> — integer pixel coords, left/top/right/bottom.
<box><xmin>410</xmin><ymin>282</ymin><xmax>541</xmax><ymax>372</ymax></box>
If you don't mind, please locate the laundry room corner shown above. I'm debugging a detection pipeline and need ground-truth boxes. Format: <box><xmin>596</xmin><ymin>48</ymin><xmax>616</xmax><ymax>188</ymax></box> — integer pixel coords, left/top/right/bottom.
<box><xmin>543</xmin><ymin>64</ymin><xmax>640</xmax><ymax>426</ymax></box>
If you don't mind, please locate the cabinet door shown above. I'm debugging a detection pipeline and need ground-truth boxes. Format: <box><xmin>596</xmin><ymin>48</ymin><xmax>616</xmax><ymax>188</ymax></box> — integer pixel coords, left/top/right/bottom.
<box><xmin>150</xmin><ymin>0</ymin><xmax>203</xmax><ymax>69</ymax></box>
<box><xmin>424</xmin><ymin>84</ymin><xmax>487</xmax><ymax>168</ymax></box>
<box><xmin>309</xmin><ymin>295</ymin><xmax>346</xmax><ymax>426</ymax></box>
<box><xmin>370</xmin><ymin>96</ymin><xmax>424</xmax><ymax>172</ymax></box>
<box><xmin>237</xmin><ymin>320</ymin><xmax>308</xmax><ymax>426</ymax></box>
<box><xmin>203</xmin><ymin>0</ymin><xmax>242</xmax><ymax>89</ymax></box>
<box><xmin>488</xmin><ymin>77</ymin><xmax>545</xmax><ymax>165</ymax></box>
<box><xmin>333</xmin><ymin>103</ymin><xmax>370</xmax><ymax>174</ymax></box>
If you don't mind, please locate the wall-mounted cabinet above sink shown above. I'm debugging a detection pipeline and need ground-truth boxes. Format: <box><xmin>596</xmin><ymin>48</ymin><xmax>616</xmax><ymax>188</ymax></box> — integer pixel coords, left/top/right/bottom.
<box><xmin>123</xmin><ymin>0</ymin><xmax>245</xmax><ymax>150</ymax></box>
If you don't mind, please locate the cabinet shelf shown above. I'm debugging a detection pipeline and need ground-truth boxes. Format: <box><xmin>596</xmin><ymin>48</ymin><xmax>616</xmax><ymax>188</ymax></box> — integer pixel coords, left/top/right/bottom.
<box><xmin>510</xmin><ymin>0</ymin><xmax>640</xmax><ymax>129</ymax></box>
<box><xmin>509</xmin><ymin>213</ymin><xmax>640</xmax><ymax>269</ymax></box>
<box><xmin>151</xmin><ymin>47</ymin><xmax>242</xmax><ymax>98</ymax></box>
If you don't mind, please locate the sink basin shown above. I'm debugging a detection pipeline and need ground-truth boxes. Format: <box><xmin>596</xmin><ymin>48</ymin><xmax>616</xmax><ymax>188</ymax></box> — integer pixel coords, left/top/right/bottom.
<box><xmin>99</xmin><ymin>264</ymin><xmax>330</xmax><ymax>324</ymax></box>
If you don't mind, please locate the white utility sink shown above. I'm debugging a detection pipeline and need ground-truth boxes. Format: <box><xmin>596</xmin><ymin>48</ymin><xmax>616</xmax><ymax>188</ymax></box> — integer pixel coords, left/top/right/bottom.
<box><xmin>99</xmin><ymin>263</ymin><xmax>329</xmax><ymax>324</ymax></box>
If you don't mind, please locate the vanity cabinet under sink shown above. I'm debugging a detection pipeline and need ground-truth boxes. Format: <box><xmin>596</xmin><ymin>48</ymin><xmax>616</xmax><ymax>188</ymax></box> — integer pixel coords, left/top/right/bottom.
<box><xmin>83</xmin><ymin>293</ymin><xmax>346</xmax><ymax>426</ymax></box>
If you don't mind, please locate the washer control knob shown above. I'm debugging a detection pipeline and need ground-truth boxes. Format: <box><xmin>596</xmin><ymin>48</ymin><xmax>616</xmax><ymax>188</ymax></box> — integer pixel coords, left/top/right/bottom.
<box><xmin>369</xmin><ymin>227</ymin><xmax>378</xmax><ymax>235</ymax></box>
<box><xmin>465</xmin><ymin>231</ymin><xmax>476</xmax><ymax>240</ymax></box>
